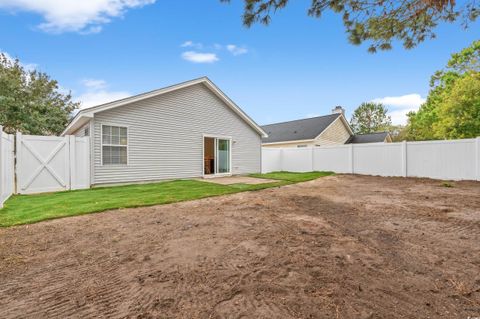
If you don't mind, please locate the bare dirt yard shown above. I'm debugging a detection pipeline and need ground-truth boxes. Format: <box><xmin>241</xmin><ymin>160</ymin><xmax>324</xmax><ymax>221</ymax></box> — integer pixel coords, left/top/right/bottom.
<box><xmin>1</xmin><ymin>175</ymin><xmax>479</xmax><ymax>319</ymax></box>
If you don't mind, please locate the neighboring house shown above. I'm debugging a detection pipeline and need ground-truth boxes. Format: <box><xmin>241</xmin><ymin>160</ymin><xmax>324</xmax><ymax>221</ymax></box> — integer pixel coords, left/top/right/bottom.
<box><xmin>262</xmin><ymin>106</ymin><xmax>391</xmax><ymax>148</ymax></box>
<box><xmin>62</xmin><ymin>77</ymin><xmax>267</xmax><ymax>186</ymax></box>
<box><xmin>346</xmin><ymin>132</ymin><xmax>392</xmax><ymax>144</ymax></box>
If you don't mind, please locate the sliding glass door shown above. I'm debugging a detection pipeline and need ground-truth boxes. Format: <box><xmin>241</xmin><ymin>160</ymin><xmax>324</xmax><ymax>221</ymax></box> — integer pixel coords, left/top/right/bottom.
<box><xmin>204</xmin><ymin>137</ymin><xmax>231</xmax><ymax>175</ymax></box>
<box><xmin>217</xmin><ymin>139</ymin><xmax>230</xmax><ymax>174</ymax></box>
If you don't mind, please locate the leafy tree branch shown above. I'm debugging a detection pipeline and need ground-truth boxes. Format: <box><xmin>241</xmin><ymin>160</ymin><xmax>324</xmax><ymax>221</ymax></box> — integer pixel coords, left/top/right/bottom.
<box><xmin>0</xmin><ymin>54</ymin><xmax>79</xmax><ymax>135</ymax></box>
<box><xmin>221</xmin><ymin>0</ymin><xmax>479</xmax><ymax>52</ymax></box>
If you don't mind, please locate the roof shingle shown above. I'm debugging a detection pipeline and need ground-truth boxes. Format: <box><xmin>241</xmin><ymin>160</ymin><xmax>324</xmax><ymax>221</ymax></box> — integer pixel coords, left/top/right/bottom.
<box><xmin>347</xmin><ymin>132</ymin><xmax>390</xmax><ymax>144</ymax></box>
<box><xmin>261</xmin><ymin>114</ymin><xmax>341</xmax><ymax>143</ymax></box>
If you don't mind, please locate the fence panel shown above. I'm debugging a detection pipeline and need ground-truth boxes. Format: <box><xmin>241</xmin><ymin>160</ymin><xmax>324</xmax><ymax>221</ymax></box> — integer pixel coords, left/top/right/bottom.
<box><xmin>407</xmin><ymin>139</ymin><xmax>477</xmax><ymax>180</ymax></box>
<box><xmin>313</xmin><ymin>145</ymin><xmax>351</xmax><ymax>173</ymax></box>
<box><xmin>262</xmin><ymin>137</ymin><xmax>480</xmax><ymax>181</ymax></box>
<box><xmin>261</xmin><ymin>148</ymin><xmax>282</xmax><ymax>173</ymax></box>
<box><xmin>282</xmin><ymin>148</ymin><xmax>313</xmax><ymax>172</ymax></box>
<box><xmin>353</xmin><ymin>143</ymin><xmax>404</xmax><ymax>177</ymax></box>
<box><xmin>0</xmin><ymin>127</ymin><xmax>15</xmax><ymax>207</ymax></box>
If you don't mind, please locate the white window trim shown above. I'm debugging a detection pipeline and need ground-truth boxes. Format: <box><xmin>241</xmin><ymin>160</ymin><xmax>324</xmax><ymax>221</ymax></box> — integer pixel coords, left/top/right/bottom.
<box><xmin>101</xmin><ymin>123</ymin><xmax>129</xmax><ymax>166</ymax></box>
<box><xmin>202</xmin><ymin>134</ymin><xmax>233</xmax><ymax>178</ymax></box>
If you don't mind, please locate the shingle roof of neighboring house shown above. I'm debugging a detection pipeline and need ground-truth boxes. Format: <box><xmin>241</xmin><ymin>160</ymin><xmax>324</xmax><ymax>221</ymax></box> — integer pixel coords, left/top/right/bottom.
<box><xmin>347</xmin><ymin>132</ymin><xmax>390</xmax><ymax>144</ymax></box>
<box><xmin>261</xmin><ymin>114</ymin><xmax>341</xmax><ymax>143</ymax></box>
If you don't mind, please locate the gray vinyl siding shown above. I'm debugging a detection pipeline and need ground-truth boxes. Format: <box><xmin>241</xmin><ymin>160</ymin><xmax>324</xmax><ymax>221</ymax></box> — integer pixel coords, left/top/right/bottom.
<box><xmin>91</xmin><ymin>83</ymin><xmax>261</xmax><ymax>185</ymax></box>
<box><xmin>72</xmin><ymin>122</ymin><xmax>90</xmax><ymax>137</ymax></box>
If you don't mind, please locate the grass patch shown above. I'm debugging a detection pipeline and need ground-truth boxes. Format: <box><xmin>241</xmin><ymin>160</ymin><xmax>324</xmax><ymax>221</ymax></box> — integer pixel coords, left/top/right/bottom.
<box><xmin>250</xmin><ymin>171</ymin><xmax>334</xmax><ymax>183</ymax></box>
<box><xmin>441</xmin><ymin>181</ymin><xmax>454</xmax><ymax>188</ymax></box>
<box><xmin>0</xmin><ymin>172</ymin><xmax>332</xmax><ymax>227</ymax></box>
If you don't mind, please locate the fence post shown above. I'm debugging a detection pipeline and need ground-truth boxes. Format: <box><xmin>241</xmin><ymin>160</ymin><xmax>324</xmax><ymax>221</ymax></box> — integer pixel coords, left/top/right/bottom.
<box><xmin>402</xmin><ymin>141</ymin><xmax>408</xmax><ymax>177</ymax></box>
<box><xmin>311</xmin><ymin>147</ymin><xmax>315</xmax><ymax>172</ymax></box>
<box><xmin>280</xmin><ymin>148</ymin><xmax>284</xmax><ymax>172</ymax></box>
<box><xmin>349</xmin><ymin>144</ymin><xmax>354</xmax><ymax>174</ymax></box>
<box><xmin>476</xmin><ymin>137</ymin><xmax>480</xmax><ymax>181</ymax></box>
<box><xmin>69</xmin><ymin>135</ymin><xmax>76</xmax><ymax>190</ymax></box>
<box><xmin>15</xmin><ymin>132</ymin><xmax>22</xmax><ymax>194</ymax></box>
<box><xmin>0</xmin><ymin>126</ymin><xmax>4</xmax><ymax>208</ymax></box>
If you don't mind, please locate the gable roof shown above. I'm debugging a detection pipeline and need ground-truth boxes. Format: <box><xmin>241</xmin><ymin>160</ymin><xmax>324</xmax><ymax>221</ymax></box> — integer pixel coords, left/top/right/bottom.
<box><xmin>62</xmin><ymin>77</ymin><xmax>267</xmax><ymax>137</ymax></box>
<box><xmin>346</xmin><ymin>132</ymin><xmax>391</xmax><ymax>144</ymax></box>
<box><xmin>261</xmin><ymin>113</ymin><xmax>352</xmax><ymax>144</ymax></box>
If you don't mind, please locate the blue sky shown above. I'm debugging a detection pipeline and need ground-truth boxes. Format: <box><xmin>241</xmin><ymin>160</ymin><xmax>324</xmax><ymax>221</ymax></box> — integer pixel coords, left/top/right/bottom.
<box><xmin>0</xmin><ymin>0</ymin><xmax>479</xmax><ymax>125</ymax></box>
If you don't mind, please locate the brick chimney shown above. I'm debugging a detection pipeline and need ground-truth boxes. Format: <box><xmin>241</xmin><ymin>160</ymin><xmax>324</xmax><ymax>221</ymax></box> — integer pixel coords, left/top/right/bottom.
<box><xmin>332</xmin><ymin>106</ymin><xmax>345</xmax><ymax>116</ymax></box>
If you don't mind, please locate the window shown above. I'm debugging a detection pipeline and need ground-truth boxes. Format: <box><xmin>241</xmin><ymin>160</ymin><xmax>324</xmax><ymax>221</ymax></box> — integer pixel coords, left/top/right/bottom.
<box><xmin>102</xmin><ymin>125</ymin><xmax>128</xmax><ymax>165</ymax></box>
<box><xmin>84</xmin><ymin>127</ymin><xmax>89</xmax><ymax>136</ymax></box>
<box><xmin>297</xmin><ymin>145</ymin><xmax>308</xmax><ymax>148</ymax></box>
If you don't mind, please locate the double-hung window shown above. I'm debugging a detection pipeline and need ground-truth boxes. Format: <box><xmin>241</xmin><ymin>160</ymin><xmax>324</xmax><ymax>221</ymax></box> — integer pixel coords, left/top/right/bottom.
<box><xmin>102</xmin><ymin>125</ymin><xmax>128</xmax><ymax>165</ymax></box>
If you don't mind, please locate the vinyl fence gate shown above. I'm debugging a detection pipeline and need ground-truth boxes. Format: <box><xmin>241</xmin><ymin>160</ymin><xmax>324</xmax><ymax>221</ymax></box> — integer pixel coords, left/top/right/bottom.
<box><xmin>16</xmin><ymin>133</ymin><xmax>90</xmax><ymax>194</ymax></box>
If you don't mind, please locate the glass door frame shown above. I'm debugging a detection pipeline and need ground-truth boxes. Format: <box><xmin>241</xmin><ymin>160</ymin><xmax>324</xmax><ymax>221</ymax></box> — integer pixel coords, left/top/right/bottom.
<box><xmin>202</xmin><ymin>134</ymin><xmax>232</xmax><ymax>178</ymax></box>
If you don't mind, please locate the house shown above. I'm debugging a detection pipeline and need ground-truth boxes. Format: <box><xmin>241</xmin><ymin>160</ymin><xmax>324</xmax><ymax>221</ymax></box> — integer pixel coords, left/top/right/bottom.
<box><xmin>62</xmin><ymin>77</ymin><xmax>267</xmax><ymax>186</ymax></box>
<box><xmin>261</xmin><ymin>106</ymin><xmax>391</xmax><ymax>148</ymax></box>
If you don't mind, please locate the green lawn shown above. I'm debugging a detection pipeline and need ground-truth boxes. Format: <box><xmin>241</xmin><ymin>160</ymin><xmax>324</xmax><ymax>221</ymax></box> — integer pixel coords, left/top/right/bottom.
<box><xmin>0</xmin><ymin>171</ymin><xmax>334</xmax><ymax>227</ymax></box>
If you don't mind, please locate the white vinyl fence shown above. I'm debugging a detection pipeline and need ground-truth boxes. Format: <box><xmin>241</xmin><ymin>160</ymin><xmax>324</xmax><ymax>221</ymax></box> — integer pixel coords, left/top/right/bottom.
<box><xmin>0</xmin><ymin>127</ymin><xmax>15</xmax><ymax>207</ymax></box>
<box><xmin>262</xmin><ymin>138</ymin><xmax>480</xmax><ymax>181</ymax></box>
<box><xmin>16</xmin><ymin>133</ymin><xmax>90</xmax><ymax>194</ymax></box>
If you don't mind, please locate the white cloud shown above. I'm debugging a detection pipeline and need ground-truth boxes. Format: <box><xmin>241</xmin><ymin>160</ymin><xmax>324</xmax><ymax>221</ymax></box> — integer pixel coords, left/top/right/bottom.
<box><xmin>56</xmin><ymin>84</ymin><xmax>72</xmax><ymax>96</ymax></box>
<box><xmin>81</xmin><ymin>78</ymin><xmax>107</xmax><ymax>90</ymax></box>
<box><xmin>179</xmin><ymin>41</ymin><xmax>248</xmax><ymax>62</ymax></box>
<box><xmin>180</xmin><ymin>41</ymin><xmax>205</xmax><ymax>50</ymax></box>
<box><xmin>1</xmin><ymin>50</ymin><xmax>37</xmax><ymax>71</ymax></box>
<box><xmin>372</xmin><ymin>93</ymin><xmax>426</xmax><ymax>125</ymax></box>
<box><xmin>76</xmin><ymin>78</ymin><xmax>130</xmax><ymax>109</ymax></box>
<box><xmin>79</xmin><ymin>25</ymin><xmax>103</xmax><ymax>35</ymax></box>
<box><xmin>1</xmin><ymin>51</ymin><xmax>14</xmax><ymax>62</ymax></box>
<box><xmin>372</xmin><ymin>94</ymin><xmax>426</xmax><ymax>108</ymax></box>
<box><xmin>181</xmin><ymin>51</ymin><xmax>219</xmax><ymax>64</ymax></box>
<box><xmin>0</xmin><ymin>0</ymin><xmax>156</xmax><ymax>33</ymax></box>
<box><xmin>181</xmin><ymin>41</ymin><xmax>194</xmax><ymax>47</ymax></box>
<box><xmin>77</xmin><ymin>90</ymin><xmax>130</xmax><ymax>109</ymax></box>
<box><xmin>226</xmin><ymin>44</ymin><xmax>248</xmax><ymax>56</ymax></box>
